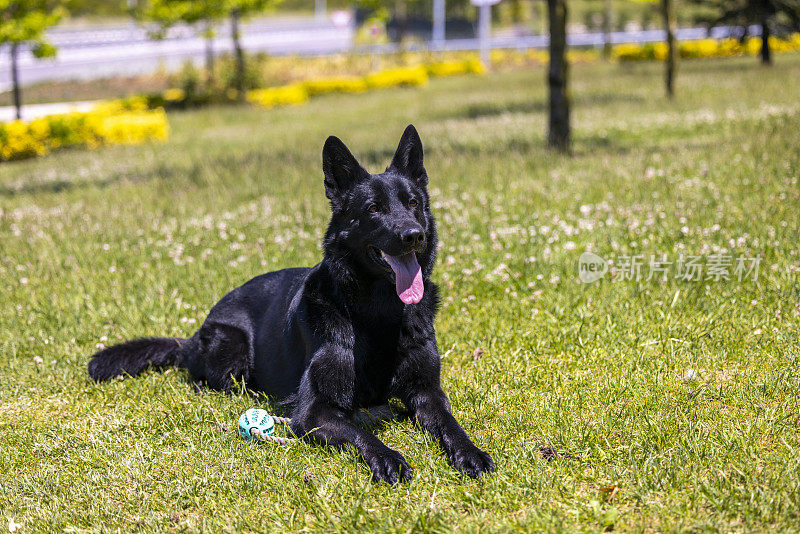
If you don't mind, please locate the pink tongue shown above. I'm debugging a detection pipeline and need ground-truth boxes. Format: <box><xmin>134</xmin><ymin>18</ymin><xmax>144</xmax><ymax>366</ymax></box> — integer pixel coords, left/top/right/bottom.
<box><xmin>383</xmin><ymin>252</ymin><xmax>424</xmax><ymax>304</ymax></box>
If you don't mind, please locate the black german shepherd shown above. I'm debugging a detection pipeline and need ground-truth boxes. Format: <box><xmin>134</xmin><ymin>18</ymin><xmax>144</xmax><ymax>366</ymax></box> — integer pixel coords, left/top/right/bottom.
<box><xmin>88</xmin><ymin>125</ymin><xmax>494</xmax><ymax>483</ymax></box>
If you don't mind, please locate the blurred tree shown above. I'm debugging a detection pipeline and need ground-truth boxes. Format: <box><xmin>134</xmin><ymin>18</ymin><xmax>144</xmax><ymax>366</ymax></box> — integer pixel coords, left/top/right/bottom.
<box><xmin>547</xmin><ymin>0</ymin><xmax>569</xmax><ymax>151</ymax></box>
<box><xmin>691</xmin><ymin>0</ymin><xmax>800</xmax><ymax>65</ymax></box>
<box><xmin>64</xmin><ymin>0</ymin><xmax>128</xmax><ymax>17</ymax></box>
<box><xmin>133</xmin><ymin>0</ymin><xmax>280</xmax><ymax>97</ymax></box>
<box><xmin>132</xmin><ymin>1</ymin><xmax>226</xmax><ymax>89</ymax></box>
<box><xmin>356</xmin><ymin>0</ymin><xmax>476</xmax><ymax>41</ymax></box>
<box><xmin>0</xmin><ymin>0</ymin><xmax>66</xmax><ymax>119</ymax></box>
<box><xmin>498</xmin><ymin>0</ymin><xmax>532</xmax><ymax>26</ymax></box>
<box><xmin>635</xmin><ymin>0</ymin><xmax>678</xmax><ymax>97</ymax></box>
<box><xmin>510</xmin><ymin>0</ymin><xmax>532</xmax><ymax>23</ymax></box>
<box><xmin>228</xmin><ymin>0</ymin><xmax>280</xmax><ymax>98</ymax></box>
<box><xmin>661</xmin><ymin>0</ymin><xmax>676</xmax><ymax>97</ymax></box>
<box><xmin>602</xmin><ymin>0</ymin><xmax>612</xmax><ymax>58</ymax></box>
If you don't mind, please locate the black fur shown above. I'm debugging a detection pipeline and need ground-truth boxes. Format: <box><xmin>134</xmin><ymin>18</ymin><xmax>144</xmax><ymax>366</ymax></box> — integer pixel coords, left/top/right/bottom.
<box><xmin>88</xmin><ymin>337</ymin><xmax>184</xmax><ymax>381</ymax></box>
<box><xmin>88</xmin><ymin>125</ymin><xmax>494</xmax><ymax>483</ymax></box>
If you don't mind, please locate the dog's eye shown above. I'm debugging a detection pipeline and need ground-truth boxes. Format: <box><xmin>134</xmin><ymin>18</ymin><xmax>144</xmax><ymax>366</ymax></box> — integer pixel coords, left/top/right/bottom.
<box><xmin>408</xmin><ymin>199</ymin><xmax>418</xmax><ymax>208</ymax></box>
<box><xmin>368</xmin><ymin>204</ymin><xmax>379</xmax><ymax>213</ymax></box>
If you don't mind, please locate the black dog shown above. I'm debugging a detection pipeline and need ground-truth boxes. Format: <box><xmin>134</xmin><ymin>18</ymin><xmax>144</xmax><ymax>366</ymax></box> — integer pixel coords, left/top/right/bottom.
<box><xmin>88</xmin><ymin>125</ymin><xmax>494</xmax><ymax>483</ymax></box>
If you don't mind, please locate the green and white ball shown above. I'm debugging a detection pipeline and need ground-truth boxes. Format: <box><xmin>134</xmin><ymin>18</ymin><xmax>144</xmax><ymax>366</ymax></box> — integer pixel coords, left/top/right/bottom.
<box><xmin>238</xmin><ymin>408</ymin><xmax>275</xmax><ymax>440</ymax></box>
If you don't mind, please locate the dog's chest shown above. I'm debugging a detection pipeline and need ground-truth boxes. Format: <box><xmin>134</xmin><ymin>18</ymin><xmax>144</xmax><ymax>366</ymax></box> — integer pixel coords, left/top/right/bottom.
<box><xmin>351</xmin><ymin>321</ymin><xmax>402</xmax><ymax>406</ymax></box>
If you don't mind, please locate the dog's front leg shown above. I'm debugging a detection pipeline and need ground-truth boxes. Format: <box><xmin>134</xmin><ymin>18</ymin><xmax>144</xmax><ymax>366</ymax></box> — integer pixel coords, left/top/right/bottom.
<box><xmin>290</xmin><ymin>353</ymin><xmax>413</xmax><ymax>484</ymax></box>
<box><xmin>396</xmin><ymin>337</ymin><xmax>495</xmax><ymax>478</ymax></box>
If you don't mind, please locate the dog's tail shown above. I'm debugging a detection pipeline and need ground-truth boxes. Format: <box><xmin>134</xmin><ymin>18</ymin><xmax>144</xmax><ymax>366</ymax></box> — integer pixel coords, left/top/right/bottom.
<box><xmin>88</xmin><ymin>337</ymin><xmax>186</xmax><ymax>382</ymax></box>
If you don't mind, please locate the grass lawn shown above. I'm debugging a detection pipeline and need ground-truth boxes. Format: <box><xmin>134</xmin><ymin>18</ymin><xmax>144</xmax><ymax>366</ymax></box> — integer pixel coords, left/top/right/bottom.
<box><xmin>1</xmin><ymin>54</ymin><xmax>799</xmax><ymax>532</ymax></box>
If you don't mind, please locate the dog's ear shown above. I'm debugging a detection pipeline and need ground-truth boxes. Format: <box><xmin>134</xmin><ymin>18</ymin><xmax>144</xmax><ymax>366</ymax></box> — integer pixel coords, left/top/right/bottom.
<box><xmin>389</xmin><ymin>124</ymin><xmax>427</xmax><ymax>186</ymax></box>
<box><xmin>322</xmin><ymin>136</ymin><xmax>368</xmax><ymax>201</ymax></box>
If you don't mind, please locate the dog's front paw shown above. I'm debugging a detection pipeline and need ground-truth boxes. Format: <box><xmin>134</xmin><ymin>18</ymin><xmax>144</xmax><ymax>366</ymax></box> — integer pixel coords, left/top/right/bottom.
<box><xmin>450</xmin><ymin>445</ymin><xmax>495</xmax><ymax>478</ymax></box>
<box><xmin>365</xmin><ymin>448</ymin><xmax>413</xmax><ymax>484</ymax></box>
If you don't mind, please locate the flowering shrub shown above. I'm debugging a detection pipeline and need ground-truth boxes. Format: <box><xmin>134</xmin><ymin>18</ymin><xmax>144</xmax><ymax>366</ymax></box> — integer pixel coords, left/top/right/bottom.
<box><xmin>246</xmin><ymin>66</ymin><xmax>434</xmax><ymax>109</ymax></box>
<box><xmin>245</xmin><ymin>84</ymin><xmax>309</xmax><ymax>109</ymax></box>
<box><xmin>95</xmin><ymin>110</ymin><xmax>169</xmax><ymax>146</ymax></box>
<box><xmin>488</xmin><ymin>48</ymin><xmax>601</xmax><ymax>67</ymax></box>
<box><xmin>365</xmin><ymin>66</ymin><xmax>429</xmax><ymax>89</ymax></box>
<box><xmin>614</xmin><ymin>34</ymin><xmax>800</xmax><ymax>61</ymax></box>
<box><xmin>302</xmin><ymin>76</ymin><xmax>368</xmax><ymax>96</ymax></box>
<box><xmin>133</xmin><ymin>38</ymin><xmax>800</xmax><ymax>112</ymax></box>
<box><xmin>0</xmin><ymin>100</ymin><xmax>168</xmax><ymax>162</ymax></box>
<box><xmin>162</xmin><ymin>88</ymin><xmax>187</xmax><ymax>102</ymax></box>
<box><xmin>0</xmin><ymin>120</ymin><xmax>49</xmax><ymax>160</ymax></box>
<box><xmin>155</xmin><ymin>57</ymin><xmax>489</xmax><ymax>111</ymax></box>
<box><xmin>426</xmin><ymin>58</ymin><xmax>487</xmax><ymax>77</ymax></box>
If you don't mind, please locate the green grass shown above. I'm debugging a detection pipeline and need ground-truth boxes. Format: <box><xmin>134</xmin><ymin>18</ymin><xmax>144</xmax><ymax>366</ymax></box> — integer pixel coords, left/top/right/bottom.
<box><xmin>2</xmin><ymin>54</ymin><xmax>800</xmax><ymax>532</ymax></box>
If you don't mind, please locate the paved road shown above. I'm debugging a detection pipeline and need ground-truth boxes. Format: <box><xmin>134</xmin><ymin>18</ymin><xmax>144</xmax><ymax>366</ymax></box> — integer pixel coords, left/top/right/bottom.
<box><xmin>0</xmin><ymin>16</ymin><xmax>355</xmax><ymax>92</ymax></box>
<box><xmin>0</xmin><ymin>18</ymin><xmax>755</xmax><ymax>94</ymax></box>
<box><xmin>0</xmin><ymin>100</ymin><xmax>98</xmax><ymax>122</ymax></box>
<box><xmin>375</xmin><ymin>24</ymin><xmax>755</xmax><ymax>53</ymax></box>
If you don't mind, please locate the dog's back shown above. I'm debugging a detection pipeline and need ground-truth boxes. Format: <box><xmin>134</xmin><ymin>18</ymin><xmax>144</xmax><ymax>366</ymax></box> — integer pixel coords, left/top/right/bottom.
<box><xmin>89</xmin><ymin>267</ymin><xmax>313</xmax><ymax>396</ymax></box>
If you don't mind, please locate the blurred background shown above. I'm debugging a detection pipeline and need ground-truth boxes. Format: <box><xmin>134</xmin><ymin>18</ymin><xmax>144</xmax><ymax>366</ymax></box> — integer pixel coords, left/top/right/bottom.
<box><xmin>3</xmin><ymin>0</ymin><xmax>798</xmax><ymax>122</ymax></box>
<box><xmin>3</xmin><ymin>2</ymin><xmax>800</xmax><ymax>531</ymax></box>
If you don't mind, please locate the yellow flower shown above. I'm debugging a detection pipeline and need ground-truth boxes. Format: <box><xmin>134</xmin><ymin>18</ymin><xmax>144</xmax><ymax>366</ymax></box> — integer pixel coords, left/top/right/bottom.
<box><xmin>246</xmin><ymin>84</ymin><xmax>309</xmax><ymax>109</ymax></box>
<box><xmin>365</xmin><ymin>66</ymin><xmax>429</xmax><ymax>89</ymax></box>
<box><xmin>1</xmin><ymin>100</ymin><xmax>169</xmax><ymax>162</ymax></box>
<box><xmin>303</xmin><ymin>77</ymin><xmax>368</xmax><ymax>96</ymax></box>
<box><xmin>426</xmin><ymin>58</ymin><xmax>486</xmax><ymax>77</ymax></box>
<box><xmin>163</xmin><ymin>88</ymin><xmax>186</xmax><ymax>102</ymax></box>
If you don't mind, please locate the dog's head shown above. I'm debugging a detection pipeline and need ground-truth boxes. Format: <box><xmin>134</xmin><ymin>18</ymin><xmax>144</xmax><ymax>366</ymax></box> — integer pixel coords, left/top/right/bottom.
<box><xmin>322</xmin><ymin>125</ymin><xmax>436</xmax><ymax>305</ymax></box>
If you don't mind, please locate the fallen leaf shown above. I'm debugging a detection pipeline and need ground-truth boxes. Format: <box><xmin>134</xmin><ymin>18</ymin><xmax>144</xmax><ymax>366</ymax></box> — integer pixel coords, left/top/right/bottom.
<box><xmin>599</xmin><ymin>483</ymin><xmax>620</xmax><ymax>502</ymax></box>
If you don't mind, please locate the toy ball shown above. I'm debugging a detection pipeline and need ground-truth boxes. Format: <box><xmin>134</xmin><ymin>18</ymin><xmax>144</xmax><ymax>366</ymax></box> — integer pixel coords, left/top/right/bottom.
<box><xmin>238</xmin><ymin>408</ymin><xmax>275</xmax><ymax>440</ymax></box>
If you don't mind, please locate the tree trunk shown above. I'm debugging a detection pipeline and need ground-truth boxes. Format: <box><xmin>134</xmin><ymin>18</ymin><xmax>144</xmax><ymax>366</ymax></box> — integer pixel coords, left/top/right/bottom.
<box><xmin>760</xmin><ymin>17</ymin><xmax>772</xmax><ymax>65</ymax></box>
<box><xmin>395</xmin><ymin>0</ymin><xmax>407</xmax><ymax>46</ymax></box>
<box><xmin>661</xmin><ymin>0</ymin><xmax>677</xmax><ymax>98</ymax></box>
<box><xmin>602</xmin><ymin>0</ymin><xmax>612</xmax><ymax>59</ymax></box>
<box><xmin>547</xmin><ymin>0</ymin><xmax>570</xmax><ymax>152</ymax></box>
<box><xmin>205</xmin><ymin>20</ymin><xmax>215</xmax><ymax>89</ymax></box>
<box><xmin>231</xmin><ymin>9</ymin><xmax>246</xmax><ymax>100</ymax></box>
<box><xmin>11</xmin><ymin>43</ymin><xmax>22</xmax><ymax>120</ymax></box>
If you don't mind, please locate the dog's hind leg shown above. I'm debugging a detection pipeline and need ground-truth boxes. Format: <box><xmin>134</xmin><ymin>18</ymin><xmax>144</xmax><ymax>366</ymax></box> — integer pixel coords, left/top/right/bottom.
<box><xmin>186</xmin><ymin>323</ymin><xmax>254</xmax><ymax>392</ymax></box>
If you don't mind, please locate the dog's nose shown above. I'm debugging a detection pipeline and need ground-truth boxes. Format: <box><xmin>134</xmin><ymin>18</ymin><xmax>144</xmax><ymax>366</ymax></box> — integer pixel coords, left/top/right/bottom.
<box><xmin>401</xmin><ymin>228</ymin><xmax>426</xmax><ymax>248</ymax></box>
